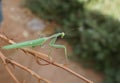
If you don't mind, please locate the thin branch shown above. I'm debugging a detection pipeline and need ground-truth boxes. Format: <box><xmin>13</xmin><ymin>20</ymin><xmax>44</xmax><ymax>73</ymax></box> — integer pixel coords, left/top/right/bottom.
<box><xmin>0</xmin><ymin>51</ymin><xmax>50</xmax><ymax>83</ymax></box>
<box><xmin>22</xmin><ymin>48</ymin><xmax>93</xmax><ymax>83</ymax></box>
<box><xmin>6</xmin><ymin>58</ymin><xmax>51</xmax><ymax>83</ymax></box>
<box><xmin>52</xmin><ymin>62</ymin><xmax>92</xmax><ymax>83</ymax></box>
<box><xmin>0</xmin><ymin>34</ymin><xmax>93</xmax><ymax>83</ymax></box>
<box><xmin>0</xmin><ymin>51</ymin><xmax>20</xmax><ymax>83</ymax></box>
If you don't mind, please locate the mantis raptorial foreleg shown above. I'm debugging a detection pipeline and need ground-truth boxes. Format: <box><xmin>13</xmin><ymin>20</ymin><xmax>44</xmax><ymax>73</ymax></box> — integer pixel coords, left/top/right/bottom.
<box><xmin>49</xmin><ymin>37</ymin><xmax>67</xmax><ymax>61</ymax></box>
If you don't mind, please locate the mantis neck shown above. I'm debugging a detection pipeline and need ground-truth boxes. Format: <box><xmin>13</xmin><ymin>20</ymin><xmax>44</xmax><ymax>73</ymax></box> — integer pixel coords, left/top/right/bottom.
<box><xmin>47</xmin><ymin>33</ymin><xmax>62</xmax><ymax>39</ymax></box>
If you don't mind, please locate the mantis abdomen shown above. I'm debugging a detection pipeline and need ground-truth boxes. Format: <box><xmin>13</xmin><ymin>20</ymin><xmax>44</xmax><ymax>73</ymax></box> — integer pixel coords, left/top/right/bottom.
<box><xmin>2</xmin><ymin>38</ymin><xmax>48</xmax><ymax>49</ymax></box>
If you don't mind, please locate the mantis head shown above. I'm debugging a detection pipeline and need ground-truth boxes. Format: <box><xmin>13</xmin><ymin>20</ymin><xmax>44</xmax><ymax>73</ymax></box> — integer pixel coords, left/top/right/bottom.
<box><xmin>61</xmin><ymin>32</ymin><xmax>65</xmax><ymax>38</ymax></box>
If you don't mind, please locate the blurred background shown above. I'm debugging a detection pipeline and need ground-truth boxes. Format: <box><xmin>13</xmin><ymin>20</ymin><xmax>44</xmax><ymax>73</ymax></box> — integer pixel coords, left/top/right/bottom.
<box><xmin>0</xmin><ymin>0</ymin><xmax>120</xmax><ymax>83</ymax></box>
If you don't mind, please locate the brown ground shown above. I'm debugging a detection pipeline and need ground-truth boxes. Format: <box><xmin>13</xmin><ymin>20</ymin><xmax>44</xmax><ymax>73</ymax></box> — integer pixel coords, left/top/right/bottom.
<box><xmin>0</xmin><ymin>0</ymin><xmax>103</xmax><ymax>83</ymax></box>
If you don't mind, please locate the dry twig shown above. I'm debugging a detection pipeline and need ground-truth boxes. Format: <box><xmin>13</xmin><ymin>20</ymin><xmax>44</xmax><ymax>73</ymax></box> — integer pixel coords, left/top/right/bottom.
<box><xmin>0</xmin><ymin>34</ymin><xmax>93</xmax><ymax>83</ymax></box>
<box><xmin>6</xmin><ymin>57</ymin><xmax>50</xmax><ymax>83</ymax></box>
<box><xmin>0</xmin><ymin>51</ymin><xmax>51</xmax><ymax>83</ymax></box>
<box><xmin>0</xmin><ymin>51</ymin><xmax>20</xmax><ymax>83</ymax></box>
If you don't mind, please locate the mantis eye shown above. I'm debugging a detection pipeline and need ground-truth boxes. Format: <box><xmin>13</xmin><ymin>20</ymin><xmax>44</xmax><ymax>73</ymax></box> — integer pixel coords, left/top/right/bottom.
<box><xmin>61</xmin><ymin>32</ymin><xmax>65</xmax><ymax>38</ymax></box>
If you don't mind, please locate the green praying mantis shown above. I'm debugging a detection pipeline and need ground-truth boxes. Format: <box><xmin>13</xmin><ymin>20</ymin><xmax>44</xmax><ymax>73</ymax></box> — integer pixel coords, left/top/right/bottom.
<box><xmin>2</xmin><ymin>32</ymin><xmax>67</xmax><ymax>60</ymax></box>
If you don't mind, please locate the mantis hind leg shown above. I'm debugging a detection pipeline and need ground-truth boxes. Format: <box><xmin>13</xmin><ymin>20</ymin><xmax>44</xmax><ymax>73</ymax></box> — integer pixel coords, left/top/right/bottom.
<box><xmin>49</xmin><ymin>38</ymin><xmax>67</xmax><ymax>61</ymax></box>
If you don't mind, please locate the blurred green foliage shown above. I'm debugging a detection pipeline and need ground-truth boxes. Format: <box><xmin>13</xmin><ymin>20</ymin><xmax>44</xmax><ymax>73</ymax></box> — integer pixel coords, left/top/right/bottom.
<box><xmin>85</xmin><ymin>0</ymin><xmax>120</xmax><ymax>20</ymax></box>
<box><xmin>24</xmin><ymin>0</ymin><xmax>120</xmax><ymax>83</ymax></box>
